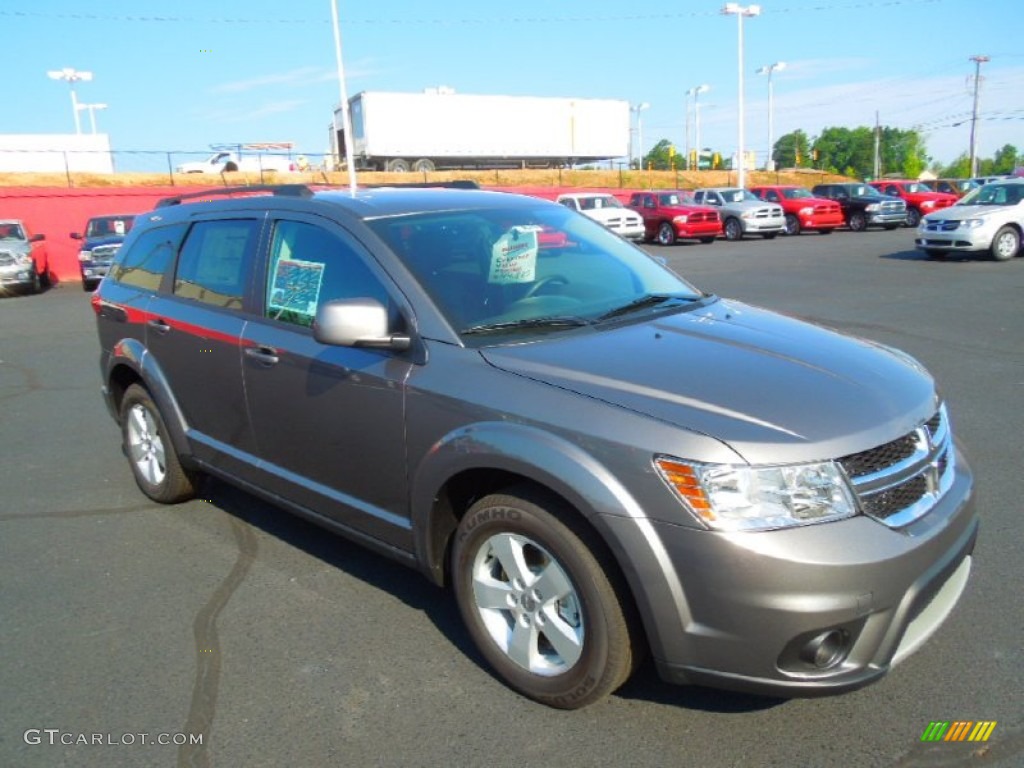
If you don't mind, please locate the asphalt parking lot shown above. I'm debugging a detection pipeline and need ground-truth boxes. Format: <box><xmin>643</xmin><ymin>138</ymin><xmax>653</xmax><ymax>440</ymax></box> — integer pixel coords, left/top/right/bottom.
<box><xmin>1</xmin><ymin>227</ymin><xmax>1021</xmax><ymax>768</ymax></box>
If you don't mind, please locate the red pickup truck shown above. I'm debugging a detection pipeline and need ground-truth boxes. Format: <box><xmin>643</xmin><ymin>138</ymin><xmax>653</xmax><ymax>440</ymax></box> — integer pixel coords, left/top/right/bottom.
<box><xmin>868</xmin><ymin>180</ymin><xmax>958</xmax><ymax>227</ymax></box>
<box><xmin>626</xmin><ymin>190</ymin><xmax>722</xmax><ymax>245</ymax></box>
<box><xmin>748</xmin><ymin>185</ymin><xmax>844</xmax><ymax>235</ymax></box>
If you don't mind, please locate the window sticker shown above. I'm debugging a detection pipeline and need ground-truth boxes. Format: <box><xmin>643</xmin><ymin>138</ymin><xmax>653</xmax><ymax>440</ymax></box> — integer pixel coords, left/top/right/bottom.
<box><xmin>113</xmin><ymin>220</ymin><xmax>126</xmax><ymax>235</ymax></box>
<box><xmin>268</xmin><ymin>257</ymin><xmax>326</xmax><ymax>318</ymax></box>
<box><xmin>488</xmin><ymin>226</ymin><xmax>539</xmax><ymax>284</ymax></box>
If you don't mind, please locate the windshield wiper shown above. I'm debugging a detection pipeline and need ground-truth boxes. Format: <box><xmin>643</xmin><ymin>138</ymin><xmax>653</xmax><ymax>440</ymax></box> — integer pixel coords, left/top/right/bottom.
<box><xmin>460</xmin><ymin>315</ymin><xmax>592</xmax><ymax>335</ymax></box>
<box><xmin>596</xmin><ymin>293</ymin><xmax>704</xmax><ymax>322</ymax></box>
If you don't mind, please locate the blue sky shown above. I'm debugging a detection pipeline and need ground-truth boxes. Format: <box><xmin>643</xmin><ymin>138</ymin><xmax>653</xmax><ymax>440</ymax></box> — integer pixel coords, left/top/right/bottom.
<box><xmin>3</xmin><ymin>0</ymin><xmax>1022</xmax><ymax>170</ymax></box>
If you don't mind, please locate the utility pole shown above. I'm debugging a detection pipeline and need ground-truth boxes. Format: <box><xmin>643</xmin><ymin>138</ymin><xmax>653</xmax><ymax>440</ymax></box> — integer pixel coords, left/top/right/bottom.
<box><xmin>968</xmin><ymin>55</ymin><xmax>990</xmax><ymax>178</ymax></box>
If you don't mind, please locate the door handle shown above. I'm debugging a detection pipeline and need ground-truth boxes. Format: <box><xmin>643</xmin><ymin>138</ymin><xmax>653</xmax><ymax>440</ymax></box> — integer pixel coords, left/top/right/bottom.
<box><xmin>244</xmin><ymin>345</ymin><xmax>280</xmax><ymax>366</ymax></box>
<box><xmin>147</xmin><ymin>318</ymin><xmax>171</xmax><ymax>334</ymax></box>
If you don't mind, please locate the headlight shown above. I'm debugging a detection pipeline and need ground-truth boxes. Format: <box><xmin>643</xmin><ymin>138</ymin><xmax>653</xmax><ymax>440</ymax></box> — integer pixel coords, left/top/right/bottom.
<box><xmin>655</xmin><ymin>457</ymin><xmax>856</xmax><ymax>531</ymax></box>
<box><xmin>962</xmin><ymin>218</ymin><xmax>985</xmax><ymax>229</ymax></box>
<box><xmin>673</xmin><ymin>215</ymin><xmax>689</xmax><ymax>224</ymax></box>
<box><xmin>741</xmin><ymin>211</ymin><xmax>756</xmax><ymax>220</ymax></box>
<box><xmin>78</xmin><ymin>249</ymin><xmax>93</xmax><ymax>261</ymax></box>
<box><xmin>865</xmin><ymin>203</ymin><xmax>879</xmax><ymax>212</ymax></box>
<box><xmin>799</xmin><ymin>207</ymin><xmax>814</xmax><ymax>216</ymax></box>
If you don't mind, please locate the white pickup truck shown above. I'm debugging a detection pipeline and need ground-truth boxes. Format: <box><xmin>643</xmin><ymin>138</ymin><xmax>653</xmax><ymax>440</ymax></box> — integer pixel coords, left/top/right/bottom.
<box><xmin>176</xmin><ymin>151</ymin><xmax>295</xmax><ymax>175</ymax></box>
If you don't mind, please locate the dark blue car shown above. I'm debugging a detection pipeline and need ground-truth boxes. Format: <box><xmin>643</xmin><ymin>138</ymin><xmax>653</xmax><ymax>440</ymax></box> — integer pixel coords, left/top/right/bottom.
<box><xmin>72</xmin><ymin>214</ymin><xmax>136</xmax><ymax>290</ymax></box>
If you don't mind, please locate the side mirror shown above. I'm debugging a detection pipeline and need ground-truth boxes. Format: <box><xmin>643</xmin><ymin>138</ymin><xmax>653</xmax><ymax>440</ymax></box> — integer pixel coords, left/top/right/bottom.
<box><xmin>70</xmin><ymin>232</ymin><xmax>83</xmax><ymax>240</ymax></box>
<box><xmin>313</xmin><ymin>298</ymin><xmax>410</xmax><ymax>351</ymax></box>
<box><xmin>31</xmin><ymin>233</ymin><xmax>46</xmax><ymax>242</ymax></box>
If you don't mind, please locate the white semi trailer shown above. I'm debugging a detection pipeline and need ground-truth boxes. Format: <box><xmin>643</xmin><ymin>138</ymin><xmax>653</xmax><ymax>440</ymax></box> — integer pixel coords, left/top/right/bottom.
<box><xmin>331</xmin><ymin>90</ymin><xmax>630</xmax><ymax>172</ymax></box>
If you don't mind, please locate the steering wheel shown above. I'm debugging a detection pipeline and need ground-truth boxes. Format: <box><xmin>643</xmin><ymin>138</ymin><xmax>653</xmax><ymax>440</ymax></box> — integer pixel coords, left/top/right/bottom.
<box><xmin>524</xmin><ymin>275</ymin><xmax>569</xmax><ymax>299</ymax></box>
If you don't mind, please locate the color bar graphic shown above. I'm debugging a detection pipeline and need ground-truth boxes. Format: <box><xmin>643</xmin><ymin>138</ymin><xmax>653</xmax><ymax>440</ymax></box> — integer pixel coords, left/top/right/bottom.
<box><xmin>920</xmin><ymin>721</ymin><xmax>996</xmax><ymax>742</ymax></box>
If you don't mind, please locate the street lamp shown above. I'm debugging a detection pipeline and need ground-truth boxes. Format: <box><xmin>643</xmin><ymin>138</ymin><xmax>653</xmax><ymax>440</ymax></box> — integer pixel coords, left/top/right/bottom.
<box><xmin>755</xmin><ymin>61</ymin><xmax>785</xmax><ymax>170</ymax></box>
<box><xmin>687</xmin><ymin>85</ymin><xmax>710</xmax><ymax>170</ymax></box>
<box><xmin>77</xmin><ymin>103</ymin><xmax>108</xmax><ymax>134</ymax></box>
<box><xmin>329</xmin><ymin>0</ymin><xmax>357</xmax><ymax>194</ymax></box>
<box><xmin>721</xmin><ymin>3</ymin><xmax>761</xmax><ymax>188</ymax></box>
<box><xmin>47</xmin><ymin>67</ymin><xmax>93</xmax><ymax>134</ymax></box>
<box><xmin>631</xmin><ymin>102</ymin><xmax>650</xmax><ymax>169</ymax></box>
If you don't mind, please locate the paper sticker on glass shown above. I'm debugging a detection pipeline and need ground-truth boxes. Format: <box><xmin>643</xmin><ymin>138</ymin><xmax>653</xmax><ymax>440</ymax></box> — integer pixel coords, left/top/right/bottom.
<box><xmin>489</xmin><ymin>226</ymin><xmax>539</xmax><ymax>284</ymax></box>
<box><xmin>269</xmin><ymin>257</ymin><xmax>325</xmax><ymax>318</ymax></box>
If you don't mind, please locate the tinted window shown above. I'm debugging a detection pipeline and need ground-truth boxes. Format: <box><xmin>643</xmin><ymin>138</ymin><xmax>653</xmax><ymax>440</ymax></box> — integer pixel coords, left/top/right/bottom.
<box><xmin>264</xmin><ymin>219</ymin><xmax>389</xmax><ymax>328</ymax></box>
<box><xmin>111</xmin><ymin>223</ymin><xmax>187</xmax><ymax>291</ymax></box>
<box><xmin>174</xmin><ymin>219</ymin><xmax>258</xmax><ymax>309</ymax></box>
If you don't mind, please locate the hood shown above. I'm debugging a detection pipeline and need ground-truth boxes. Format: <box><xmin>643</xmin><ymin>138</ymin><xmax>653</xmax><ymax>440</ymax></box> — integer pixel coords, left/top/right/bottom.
<box><xmin>82</xmin><ymin>235</ymin><xmax>127</xmax><ymax>249</ymax></box>
<box><xmin>0</xmin><ymin>240</ymin><xmax>31</xmax><ymax>255</ymax></box>
<box><xmin>585</xmin><ymin>208</ymin><xmax>641</xmax><ymax>223</ymax></box>
<box><xmin>923</xmin><ymin>203</ymin><xmax>1013</xmax><ymax>221</ymax></box>
<box><xmin>722</xmin><ymin>200</ymin><xmax>781</xmax><ymax>213</ymax></box>
<box><xmin>480</xmin><ymin>299</ymin><xmax>937</xmax><ymax>465</ymax></box>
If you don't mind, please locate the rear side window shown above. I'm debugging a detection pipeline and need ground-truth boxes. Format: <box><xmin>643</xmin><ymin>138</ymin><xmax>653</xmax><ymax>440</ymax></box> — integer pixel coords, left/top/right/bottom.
<box><xmin>174</xmin><ymin>220</ymin><xmax>259</xmax><ymax>309</ymax></box>
<box><xmin>110</xmin><ymin>223</ymin><xmax>186</xmax><ymax>291</ymax></box>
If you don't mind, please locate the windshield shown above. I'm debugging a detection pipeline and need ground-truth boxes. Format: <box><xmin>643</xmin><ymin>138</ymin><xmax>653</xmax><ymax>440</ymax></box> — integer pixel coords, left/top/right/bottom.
<box><xmin>902</xmin><ymin>182</ymin><xmax>932</xmax><ymax>194</ymax></box>
<box><xmin>849</xmin><ymin>185</ymin><xmax>882</xmax><ymax>198</ymax></box>
<box><xmin>958</xmin><ymin>183</ymin><xmax>1024</xmax><ymax>207</ymax></box>
<box><xmin>86</xmin><ymin>216</ymin><xmax>135</xmax><ymax>238</ymax></box>
<box><xmin>368</xmin><ymin>203</ymin><xmax>705</xmax><ymax>342</ymax></box>
<box><xmin>0</xmin><ymin>223</ymin><xmax>26</xmax><ymax>240</ymax></box>
<box><xmin>658</xmin><ymin>191</ymin><xmax>694</xmax><ymax>205</ymax></box>
<box><xmin>782</xmin><ymin>188</ymin><xmax>814</xmax><ymax>200</ymax></box>
<box><xmin>577</xmin><ymin>195</ymin><xmax>623</xmax><ymax>210</ymax></box>
<box><xmin>720</xmin><ymin>188</ymin><xmax>759</xmax><ymax>203</ymax></box>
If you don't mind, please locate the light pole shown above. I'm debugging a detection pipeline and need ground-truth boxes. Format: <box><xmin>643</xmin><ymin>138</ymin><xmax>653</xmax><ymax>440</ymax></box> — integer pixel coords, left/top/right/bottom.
<box><xmin>47</xmin><ymin>67</ymin><xmax>93</xmax><ymax>134</ymax></box>
<box><xmin>721</xmin><ymin>3</ymin><xmax>761</xmax><ymax>188</ymax></box>
<box><xmin>968</xmin><ymin>54</ymin><xmax>990</xmax><ymax>178</ymax></box>
<box><xmin>687</xmin><ymin>85</ymin><xmax>710</xmax><ymax>170</ymax></box>
<box><xmin>330</xmin><ymin>0</ymin><xmax>357</xmax><ymax>194</ymax></box>
<box><xmin>77</xmin><ymin>103</ymin><xmax>108</xmax><ymax>134</ymax></box>
<box><xmin>755</xmin><ymin>61</ymin><xmax>785</xmax><ymax>170</ymax></box>
<box><xmin>631</xmin><ymin>102</ymin><xmax>650</xmax><ymax>169</ymax></box>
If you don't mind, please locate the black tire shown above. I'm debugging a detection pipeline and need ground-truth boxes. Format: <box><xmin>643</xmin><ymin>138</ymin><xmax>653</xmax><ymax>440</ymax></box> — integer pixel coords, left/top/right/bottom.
<box><xmin>817</xmin><ymin>229</ymin><xmax>834</xmax><ymax>235</ymax></box>
<box><xmin>451</xmin><ymin>488</ymin><xmax>637</xmax><ymax>709</ymax></box>
<box><xmin>39</xmin><ymin>263</ymin><xmax>51</xmax><ymax>288</ymax></box>
<box><xmin>387</xmin><ymin>158</ymin><xmax>410</xmax><ymax>173</ymax></box>
<box><xmin>784</xmin><ymin>213</ymin><xmax>801</xmax><ymax>236</ymax></box>
<box><xmin>848</xmin><ymin>211</ymin><xmax>867</xmax><ymax>232</ymax></box>
<box><xmin>991</xmin><ymin>226</ymin><xmax>1020</xmax><ymax>261</ymax></box>
<box><xmin>699</xmin><ymin>236</ymin><xmax>716</xmax><ymax>244</ymax></box>
<box><xmin>82</xmin><ymin>279</ymin><xmax>96</xmax><ymax>292</ymax></box>
<box><xmin>762</xmin><ymin>232</ymin><xmax>778</xmax><ymax>240</ymax></box>
<box><xmin>412</xmin><ymin>158</ymin><xmax>436</xmax><ymax>172</ymax></box>
<box><xmin>723</xmin><ymin>217</ymin><xmax>743</xmax><ymax>241</ymax></box>
<box><xmin>120</xmin><ymin>384</ymin><xmax>196</xmax><ymax>503</ymax></box>
<box><xmin>27</xmin><ymin>270</ymin><xmax>41</xmax><ymax>294</ymax></box>
<box><xmin>905</xmin><ymin>208</ymin><xmax>921</xmax><ymax>228</ymax></box>
<box><xmin>656</xmin><ymin>221</ymin><xmax>677</xmax><ymax>246</ymax></box>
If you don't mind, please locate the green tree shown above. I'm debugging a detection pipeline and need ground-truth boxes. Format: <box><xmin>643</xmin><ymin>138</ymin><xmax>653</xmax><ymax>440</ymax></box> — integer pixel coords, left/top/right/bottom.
<box><xmin>879</xmin><ymin>127</ymin><xmax>930</xmax><ymax>178</ymax></box>
<box><xmin>990</xmin><ymin>144</ymin><xmax>1019</xmax><ymax>174</ymax></box>
<box><xmin>642</xmin><ymin>139</ymin><xmax>678</xmax><ymax>171</ymax></box>
<box><xmin>815</xmin><ymin>126</ymin><xmax>875</xmax><ymax>179</ymax></box>
<box><xmin>772</xmin><ymin>130</ymin><xmax>810</xmax><ymax>168</ymax></box>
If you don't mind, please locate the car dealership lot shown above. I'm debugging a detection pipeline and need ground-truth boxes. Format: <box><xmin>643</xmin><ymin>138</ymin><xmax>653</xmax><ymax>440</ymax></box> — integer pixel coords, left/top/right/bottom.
<box><xmin>1</xmin><ymin>228</ymin><xmax>1021</xmax><ymax>767</ymax></box>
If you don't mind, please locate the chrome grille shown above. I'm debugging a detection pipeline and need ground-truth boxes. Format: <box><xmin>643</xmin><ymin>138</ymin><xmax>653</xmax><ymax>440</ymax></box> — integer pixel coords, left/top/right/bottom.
<box><xmin>881</xmin><ymin>201</ymin><xmax>906</xmax><ymax>214</ymax></box>
<box><xmin>839</xmin><ymin>405</ymin><xmax>954</xmax><ymax>528</ymax></box>
<box><xmin>923</xmin><ymin>220</ymin><xmax>960</xmax><ymax>232</ymax></box>
<box><xmin>90</xmin><ymin>244</ymin><xmax>121</xmax><ymax>262</ymax></box>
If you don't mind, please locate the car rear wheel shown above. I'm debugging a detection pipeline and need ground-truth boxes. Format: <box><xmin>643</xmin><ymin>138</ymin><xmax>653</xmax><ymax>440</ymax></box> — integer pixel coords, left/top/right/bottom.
<box><xmin>387</xmin><ymin>158</ymin><xmax>410</xmax><ymax>173</ymax></box>
<box><xmin>412</xmin><ymin>158</ymin><xmax>435</xmax><ymax>172</ymax></box>
<box><xmin>905</xmin><ymin>208</ymin><xmax>921</xmax><ymax>228</ymax></box>
<box><xmin>451</xmin><ymin>488</ymin><xmax>637</xmax><ymax>709</ymax></box>
<box><xmin>723</xmin><ymin>217</ymin><xmax>743</xmax><ymax>241</ymax></box>
<box><xmin>784</xmin><ymin>214</ymin><xmax>801</xmax><ymax>236</ymax></box>
<box><xmin>848</xmin><ymin>212</ymin><xmax>867</xmax><ymax>232</ymax></box>
<box><xmin>120</xmin><ymin>384</ymin><xmax>196</xmax><ymax>503</ymax></box>
<box><xmin>656</xmin><ymin>221</ymin><xmax>677</xmax><ymax>246</ymax></box>
<box><xmin>991</xmin><ymin>226</ymin><xmax>1020</xmax><ymax>261</ymax></box>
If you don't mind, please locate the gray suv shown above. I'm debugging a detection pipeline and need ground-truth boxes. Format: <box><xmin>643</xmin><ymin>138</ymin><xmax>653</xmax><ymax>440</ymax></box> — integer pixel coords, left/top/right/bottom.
<box><xmin>93</xmin><ymin>184</ymin><xmax>977</xmax><ymax>709</ymax></box>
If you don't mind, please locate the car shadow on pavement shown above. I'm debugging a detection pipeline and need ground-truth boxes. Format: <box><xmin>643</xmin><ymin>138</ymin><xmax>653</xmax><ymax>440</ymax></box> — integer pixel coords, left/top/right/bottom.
<box><xmin>880</xmin><ymin>249</ymin><xmax>978</xmax><ymax>262</ymax></box>
<box><xmin>198</xmin><ymin>475</ymin><xmax>790</xmax><ymax>714</ymax></box>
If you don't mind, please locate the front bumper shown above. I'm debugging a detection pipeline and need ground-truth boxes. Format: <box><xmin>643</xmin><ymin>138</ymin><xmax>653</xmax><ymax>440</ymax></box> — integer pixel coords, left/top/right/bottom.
<box><xmin>604</xmin><ymin>446</ymin><xmax>976</xmax><ymax>697</ymax></box>
<box><xmin>0</xmin><ymin>267</ymin><xmax>36</xmax><ymax>287</ymax></box>
<box><xmin>801</xmin><ymin>213</ymin><xmax>844</xmax><ymax>229</ymax></box>
<box><xmin>740</xmin><ymin>219</ymin><xmax>785</xmax><ymax>234</ymax></box>
<box><xmin>80</xmin><ymin>260</ymin><xmax>113</xmax><ymax>282</ymax></box>
<box><xmin>867</xmin><ymin>211</ymin><xmax>908</xmax><ymax>226</ymax></box>
<box><xmin>915</xmin><ymin>227</ymin><xmax>992</xmax><ymax>253</ymax></box>
<box><xmin>676</xmin><ymin>221</ymin><xmax>722</xmax><ymax>239</ymax></box>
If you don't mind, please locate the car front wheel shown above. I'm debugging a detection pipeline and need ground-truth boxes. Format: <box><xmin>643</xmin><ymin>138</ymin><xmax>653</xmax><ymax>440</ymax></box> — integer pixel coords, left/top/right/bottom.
<box><xmin>784</xmin><ymin>214</ymin><xmax>801</xmax><ymax>235</ymax></box>
<box><xmin>905</xmin><ymin>208</ymin><xmax>921</xmax><ymax>228</ymax></box>
<box><xmin>120</xmin><ymin>384</ymin><xmax>196</xmax><ymax>503</ymax></box>
<box><xmin>991</xmin><ymin>226</ymin><xmax>1020</xmax><ymax>261</ymax></box>
<box><xmin>656</xmin><ymin>221</ymin><xmax>677</xmax><ymax>246</ymax></box>
<box><xmin>848</xmin><ymin>212</ymin><xmax>867</xmax><ymax>232</ymax></box>
<box><xmin>451</xmin><ymin>488</ymin><xmax>637</xmax><ymax>709</ymax></box>
<box><xmin>723</xmin><ymin>217</ymin><xmax>743</xmax><ymax>241</ymax></box>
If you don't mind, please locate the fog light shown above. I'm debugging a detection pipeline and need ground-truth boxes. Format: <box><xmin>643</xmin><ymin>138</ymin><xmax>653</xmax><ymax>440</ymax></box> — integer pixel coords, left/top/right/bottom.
<box><xmin>800</xmin><ymin>630</ymin><xmax>849</xmax><ymax>669</ymax></box>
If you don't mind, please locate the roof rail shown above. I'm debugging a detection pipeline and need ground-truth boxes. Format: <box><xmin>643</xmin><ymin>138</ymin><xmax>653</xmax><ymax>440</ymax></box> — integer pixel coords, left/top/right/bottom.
<box><xmin>360</xmin><ymin>180</ymin><xmax>481</xmax><ymax>190</ymax></box>
<box><xmin>156</xmin><ymin>184</ymin><xmax>314</xmax><ymax>208</ymax></box>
